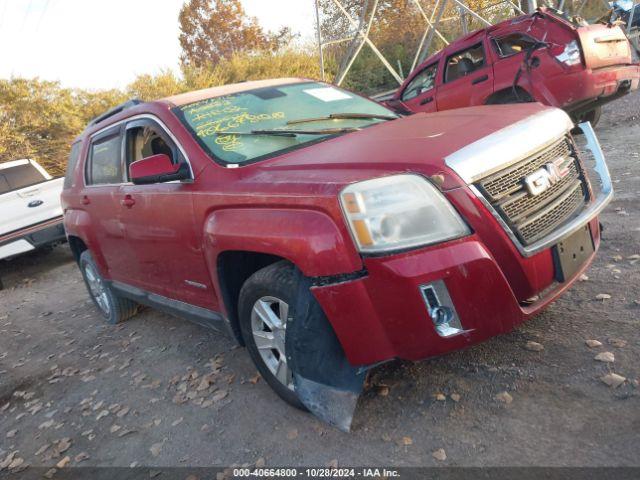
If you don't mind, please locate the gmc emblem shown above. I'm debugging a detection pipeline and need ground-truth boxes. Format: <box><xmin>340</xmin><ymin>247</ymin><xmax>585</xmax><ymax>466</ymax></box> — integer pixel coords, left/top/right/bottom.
<box><xmin>524</xmin><ymin>157</ymin><xmax>570</xmax><ymax>196</ymax></box>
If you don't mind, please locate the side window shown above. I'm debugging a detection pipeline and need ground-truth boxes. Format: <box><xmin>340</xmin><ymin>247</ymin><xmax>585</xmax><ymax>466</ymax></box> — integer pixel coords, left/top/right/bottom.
<box><xmin>64</xmin><ymin>142</ymin><xmax>81</xmax><ymax>189</ymax></box>
<box><xmin>402</xmin><ymin>63</ymin><xmax>438</xmax><ymax>101</ymax></box>
<box><xmin>88</xmin><ymin>133</ymin><xmax>123</xmax><ymax>185</ymax></box>
<box><xmin>125</xmin><ymin>122</ymin><xmax>178</xmax><ymax>179</ymax></box>
<box><xmin>445</xmin><ymin>44</ymin><xmax>486</xmax><ymax>83</ymax></box>
<box><xmin>493</xmin><ymin>33</ymin><xmax>537</xmax><ymax>58</ymax></box>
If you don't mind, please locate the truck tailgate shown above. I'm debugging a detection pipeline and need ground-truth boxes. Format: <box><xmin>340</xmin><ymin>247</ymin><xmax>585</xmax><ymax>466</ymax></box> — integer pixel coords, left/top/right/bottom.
<box><xmin>577</xmin><ymin>24</ymin><xmax>633</xmax><ymax>70</ymax></box>
<box><xmin>0</xmin><ymin>177</ymin><xmax>64</xmax><ymax>237</ymax></box>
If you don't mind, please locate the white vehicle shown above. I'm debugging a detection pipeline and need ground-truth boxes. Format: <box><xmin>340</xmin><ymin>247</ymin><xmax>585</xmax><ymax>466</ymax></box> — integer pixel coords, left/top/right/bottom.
<box><xmin>0</xmin><ymin>159</ymin><xmax>65</xmax><ymax>286</ymax></box>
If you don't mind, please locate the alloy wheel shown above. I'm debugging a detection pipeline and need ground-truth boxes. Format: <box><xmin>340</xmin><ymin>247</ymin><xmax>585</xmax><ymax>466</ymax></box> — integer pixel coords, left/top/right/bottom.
<box><xmin>250</xmin><ymin>296</ymin><xmax>293</xmax><ymax>390</ymax></box>
<box><xmin>84</xmin><ymin>263</ymin><xmax>111</xmax><ymax>316</ymax></box>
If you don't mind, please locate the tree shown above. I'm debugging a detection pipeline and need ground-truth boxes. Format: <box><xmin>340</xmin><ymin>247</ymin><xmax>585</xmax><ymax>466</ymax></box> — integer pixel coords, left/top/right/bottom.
<box><xmin>0</xmin><ymin>78</ymin><xmax>126</xmax><ymax>175</ymax></box>
<box><xmin>178</xmin><ymin>0</ymin><xmax>294</xmax><ymax>67</ymax></box>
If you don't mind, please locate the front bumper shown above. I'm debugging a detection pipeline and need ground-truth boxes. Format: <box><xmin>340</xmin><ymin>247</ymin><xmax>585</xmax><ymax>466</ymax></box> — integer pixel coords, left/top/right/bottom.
<box><xmin>312</xmin><ymin>123</ymin><xmax>612</xmax><ymax>367</ymax></box>
<box><xmin>312</xmin><ymin>230</ymin><xmax>598</xmax><ymax>366</ymax></box>
<box><xmin>0</xmin><ymin>217</ymin><xmax>66</xmax><ymax>260</ymax></box>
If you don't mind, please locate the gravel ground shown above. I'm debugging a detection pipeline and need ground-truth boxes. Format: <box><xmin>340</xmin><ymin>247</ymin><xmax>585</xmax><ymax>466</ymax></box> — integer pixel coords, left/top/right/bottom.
<box><xmin>0</xmin><ymin>93</ymin><xmax>639</xmax><ymax>472</ymax></box>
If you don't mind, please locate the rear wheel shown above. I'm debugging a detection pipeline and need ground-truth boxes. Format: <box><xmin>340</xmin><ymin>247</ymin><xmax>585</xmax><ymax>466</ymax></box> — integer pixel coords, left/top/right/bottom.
<box><xmin>487</xmin><ymin>88</ymin><xmax>534</xmax><ymax>105</ymax></box>
<box><xmin>238</xmin><ymin>261</ymin><xmax>306</xmax><ymax>410</ymax></box>
<box><xmin>79</xmin><ymin>250</ymin><xmax>138</xmax><ymax>324</ymax></box>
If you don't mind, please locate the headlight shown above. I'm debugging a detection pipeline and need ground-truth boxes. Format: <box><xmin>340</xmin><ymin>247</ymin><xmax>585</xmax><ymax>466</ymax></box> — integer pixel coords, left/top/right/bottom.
<box><xmin>340</xmin><ymin>174</ymin><xmax>470</xmax><ymax>253</ymax></box>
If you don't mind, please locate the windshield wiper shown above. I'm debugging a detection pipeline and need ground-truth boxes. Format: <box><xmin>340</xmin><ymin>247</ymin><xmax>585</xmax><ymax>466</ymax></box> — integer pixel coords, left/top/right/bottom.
<box><xmin>286</xmin><ymin>112</ymin><xmax>398</xmax><ymax>126</ymax></box>
<box><xmin>212</xmin><ymin>127</ymin><xmax>361</xmax><ymax>137</ymax></box>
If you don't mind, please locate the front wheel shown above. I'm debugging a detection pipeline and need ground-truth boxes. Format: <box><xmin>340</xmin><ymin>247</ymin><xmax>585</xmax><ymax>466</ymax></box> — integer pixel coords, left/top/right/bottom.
<box><xmin>79</xmin><ymin>250</ymin><xmax>139</xmax><ymax>325</ymax></box>
<box><xmin>238</xmin><ymin>261</ymin><xmax>307</xmax><ymax>410</ymax></box>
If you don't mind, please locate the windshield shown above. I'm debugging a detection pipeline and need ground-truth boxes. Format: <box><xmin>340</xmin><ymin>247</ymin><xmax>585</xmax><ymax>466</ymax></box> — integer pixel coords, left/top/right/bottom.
<box><xmin>173</xmin><ymin>82</ymin><xmax>398</xmax><ymax>166</ymax></box>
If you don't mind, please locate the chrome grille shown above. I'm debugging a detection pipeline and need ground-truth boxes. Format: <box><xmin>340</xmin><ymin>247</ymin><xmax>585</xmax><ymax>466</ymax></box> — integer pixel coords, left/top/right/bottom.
<box><xmin>475</xmin><ymin>137</ymin><xmax>589</xmax><ymax>246</ymax></box>
<box><xmin>480</xmin><ymin>139</ymin><xmax>573</xmax><ymax>201</ymax></box>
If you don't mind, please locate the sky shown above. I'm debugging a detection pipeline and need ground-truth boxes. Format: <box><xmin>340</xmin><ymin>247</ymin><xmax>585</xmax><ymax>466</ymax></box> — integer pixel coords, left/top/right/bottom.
<box><xmin>0</xmin><ymin>0</ymin><xmax>317</xmax><ymax>90</ymax></box>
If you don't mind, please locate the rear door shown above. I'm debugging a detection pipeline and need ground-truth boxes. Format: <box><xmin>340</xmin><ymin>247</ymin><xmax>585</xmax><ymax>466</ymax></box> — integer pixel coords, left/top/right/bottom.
<box><xmin>489</xmin><ymin>31</ymin><xmax>546</xmax><ymax>100</ymax></box>
<box><xmin>436</xmin><ymin>39</ymin><xmax>495</xmax><ymax>111</ymax></box>
<box><xmin>395</xmin><ymin>61</ymin><xmax>440</xmax><ymax>113</ymax></box>
<box><xmin>83</xmin><ymin>125</ymin><xmax>130</xmax><ymax>279</ymax></box>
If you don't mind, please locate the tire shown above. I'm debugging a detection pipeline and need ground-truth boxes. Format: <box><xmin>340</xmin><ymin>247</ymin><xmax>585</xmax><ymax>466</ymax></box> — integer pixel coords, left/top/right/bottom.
<box><xmin>581</xmin><ymin>107</ymin><xmax>602</xmax><ymax>128</ymax></box>
<box><xmin>79</xmin><ymin>250</ymin><xmax>139</xmax><ymax>325</ymax></box>
<box><xmin>487</xmin><ymin>89</ymin><xmax>534</xmax><ymax>105</ymax></box>
<box><xmin>238</xmin><ymin>261</ymin><xmax>307</xmax><ymax>410</ymax></box>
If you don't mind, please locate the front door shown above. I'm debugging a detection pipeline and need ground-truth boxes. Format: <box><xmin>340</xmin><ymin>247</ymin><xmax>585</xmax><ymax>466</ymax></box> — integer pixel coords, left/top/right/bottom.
<box><xmin>397</xmin><ymin>61</ymin><xmax>440</xmax><ymax>114</ymax></box>
<box><xmin>436</xmin><ymin>41</ymin><xmax>495</xmax><ymax>111</ymax></box>
<box><xmin>117</xmin><ymin>117</ymin><xmax>216</xmax><ymax>309</ymax></box>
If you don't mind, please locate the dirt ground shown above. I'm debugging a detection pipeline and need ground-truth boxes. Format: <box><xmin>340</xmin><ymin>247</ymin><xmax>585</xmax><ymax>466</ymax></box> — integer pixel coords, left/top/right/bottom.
<box><xmin>1</xmin><ymin>94</ymin><xmax>639</xmax><ymax>471</ymax></box>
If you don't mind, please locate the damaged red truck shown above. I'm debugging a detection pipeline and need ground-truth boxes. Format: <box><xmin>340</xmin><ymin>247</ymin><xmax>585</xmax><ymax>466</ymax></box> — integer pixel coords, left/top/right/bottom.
<box><xmin>387</xmin><ymin>7</ymin><xmax>640</xmax><ymax>125</ymax></box>
<box><xmin>61</xmin><ymin>79</ymin><xmax>613</xmax><ymax>430</ymax></box>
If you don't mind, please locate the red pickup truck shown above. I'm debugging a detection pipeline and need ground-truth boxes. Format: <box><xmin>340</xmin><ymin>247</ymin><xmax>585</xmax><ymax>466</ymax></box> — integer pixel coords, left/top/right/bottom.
<box><xmin>387</xmin><ymin>7</ymin><xmax>640</xmax><ymax>125</ymax></box>
<box><xmin>61</xmin><ymin>78</ymin><xmax>612</xmax><ymax>430</ymax></box>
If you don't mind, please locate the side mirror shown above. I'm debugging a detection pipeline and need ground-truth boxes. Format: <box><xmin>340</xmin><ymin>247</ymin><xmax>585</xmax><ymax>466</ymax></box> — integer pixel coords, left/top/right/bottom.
<box><xmin>130</xmin><ymin>154</ymin><xmax>190</xmax><ymax>185</ymax></box>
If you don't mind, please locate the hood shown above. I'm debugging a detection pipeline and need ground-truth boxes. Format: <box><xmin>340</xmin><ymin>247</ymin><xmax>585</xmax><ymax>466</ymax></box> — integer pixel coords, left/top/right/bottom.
<box><xmin>250</xmin><ymin>103</ymin><xmax>570</xmax><ymax>191</ymax></box>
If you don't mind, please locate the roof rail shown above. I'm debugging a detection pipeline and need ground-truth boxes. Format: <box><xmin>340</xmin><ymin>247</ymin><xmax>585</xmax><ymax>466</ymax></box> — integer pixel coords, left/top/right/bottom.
<box><xmin>88</xmin><ymin>99</ymin><xmax>143</xmax><ymax>126</ymax></box>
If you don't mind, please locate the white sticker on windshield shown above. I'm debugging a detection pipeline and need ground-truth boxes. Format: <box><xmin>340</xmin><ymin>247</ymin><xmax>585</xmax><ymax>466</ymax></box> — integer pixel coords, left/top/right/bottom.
<box><xmin>303</xmin><ymin>87</ymin><xmax>352</xmax><ymax>102</ymax></box>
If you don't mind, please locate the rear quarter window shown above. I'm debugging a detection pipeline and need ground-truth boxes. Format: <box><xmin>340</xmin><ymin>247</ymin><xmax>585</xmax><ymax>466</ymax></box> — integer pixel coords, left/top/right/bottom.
<box><xmin>64</xmin><ymin>142</ymin><xmax>81</xmax><ymax>189</ymax></box>
<box><xmin>493</xmin><ymin>33</ymin><xmax>538</xmax><ymax>58</ymax></box>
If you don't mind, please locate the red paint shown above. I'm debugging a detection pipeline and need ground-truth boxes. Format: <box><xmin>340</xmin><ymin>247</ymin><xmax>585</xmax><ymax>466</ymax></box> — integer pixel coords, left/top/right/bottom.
<box><xmin>62</xmin><ymin>80</ymin><xmax>603</xmax><ymax>367</ymax></box>
<box><xmin>388</xmin><ymin>8</ymin><xmax>640</xmax><ymax>118</ymax></box>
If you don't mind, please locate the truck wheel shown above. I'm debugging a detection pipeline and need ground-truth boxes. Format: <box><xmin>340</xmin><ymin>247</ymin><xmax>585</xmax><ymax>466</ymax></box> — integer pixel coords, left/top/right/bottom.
<box><xmin>79</xmin><ymin>251</ymin><xmax>138</xmax><ymax>325</ymax></box>
<box><xmin>238</xmin><ymin>261</ymin><xmax>307</xmax><ymax>410</ymax></box>
<box><xmin>581</xmin><ymin>107</ymin><xmax>601</xmax><ymax>127</ymax></box>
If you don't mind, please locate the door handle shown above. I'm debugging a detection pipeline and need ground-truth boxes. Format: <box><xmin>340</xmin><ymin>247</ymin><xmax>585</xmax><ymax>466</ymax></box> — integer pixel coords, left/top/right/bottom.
<box><xmin>472</xmin><ymin>74</ymin><xmax>489</xmax><ymax>85</ymax></box>
<box><xmin>81</xmin><ymin>195</ymin><xmax>90</xmax><ymax>205</ymax></box>
<box><xmin>121</xmin><ymin>195</ymin><xmax>135</xmax><ymax>208</ymax></box>
<box><xmin>420</xmin><ymin>96</ymin><xmax>434</xmax><ymax>105</ymax></box>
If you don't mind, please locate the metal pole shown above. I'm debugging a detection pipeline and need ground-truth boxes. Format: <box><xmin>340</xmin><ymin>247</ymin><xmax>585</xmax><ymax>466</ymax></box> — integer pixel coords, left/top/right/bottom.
<box><xmin>335</xmin><ymin>0</ymin><xmax>379</xmax><ymax>85</ymax></box>
<box><xmin>459</xmin><ymin>2</ymin><xmax>468</xmax><ymax>35</ymax></box>
<box><xmin>315</xmin><ymin>0</ymin><xmax>325</xmax><ymax>81</ymax></box>
<box><xmin>410</xmin><ymin>0</ymin><xmax>450</xmax><ymax>45</ymax></box>
<box><xmin>451</xmin><ymin>0</ymin><xmax>492</xmax><ymax>26</ymax></box>
<box><xmin>419</xmin><ymin>0</ymin><xmax>448</xmax><ymax>65</ymax></box>
<box><xmin>330</xmin><ymin>0</ymin><xmax>404</xmax><ymax>84</ymax></box>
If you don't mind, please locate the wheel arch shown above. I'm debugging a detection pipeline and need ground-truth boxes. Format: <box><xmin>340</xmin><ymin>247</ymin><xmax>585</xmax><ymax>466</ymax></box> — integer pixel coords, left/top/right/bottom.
<box><xmin>67</xmin><ymin>235</ymin><xmax>88</xmax><ymax>263</ymax></box>
<box><xmin>206</xmin><ymin>207</ymin><xmax>363</xmax><ymax>345</ymax></box>
<box><xmin>485</xmin><ymin>86</ymin><xmax>534</xmax><ymax>104</ymax></box>
<box><xmin>216</xmin><ymin>250</ymin><xmax>288</xmax><ymax>345</ymax></box>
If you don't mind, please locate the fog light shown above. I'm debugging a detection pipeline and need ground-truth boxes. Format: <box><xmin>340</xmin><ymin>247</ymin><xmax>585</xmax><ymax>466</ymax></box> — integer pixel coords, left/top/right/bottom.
<box><xmin>420</xmin><ymin>282</ymin><xmax>463</xmax><ymax>337</ymax></box>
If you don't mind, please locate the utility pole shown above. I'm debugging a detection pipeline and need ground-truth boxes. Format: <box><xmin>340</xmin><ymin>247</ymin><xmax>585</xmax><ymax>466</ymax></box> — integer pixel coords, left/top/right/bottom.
<box><xmin>315</xmin><ymin>0</ymin><xmax>325</xmax><ymax>81</ymax></box>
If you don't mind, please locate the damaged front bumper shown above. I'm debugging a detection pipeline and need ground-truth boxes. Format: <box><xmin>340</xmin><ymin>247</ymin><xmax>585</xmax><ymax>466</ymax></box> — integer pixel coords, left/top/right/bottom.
<box><xmin>290</xmin><ymin>122</ymin><xmax>612</xmax><ymax>431</ymax></box>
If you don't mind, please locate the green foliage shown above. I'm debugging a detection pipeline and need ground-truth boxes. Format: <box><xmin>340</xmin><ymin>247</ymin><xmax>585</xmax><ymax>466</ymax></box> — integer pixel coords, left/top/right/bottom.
<box><xmin>0</xmin><ymin>78</ymin><xmax>126</xmax><ymax>175</ymax></box>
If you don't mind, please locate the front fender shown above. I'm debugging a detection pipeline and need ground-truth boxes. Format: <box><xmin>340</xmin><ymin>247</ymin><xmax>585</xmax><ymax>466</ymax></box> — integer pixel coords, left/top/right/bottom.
<box><xmin>203</xmin><ymin>208</ymin><xmax>362</xmax><ymax>278</ymax></box>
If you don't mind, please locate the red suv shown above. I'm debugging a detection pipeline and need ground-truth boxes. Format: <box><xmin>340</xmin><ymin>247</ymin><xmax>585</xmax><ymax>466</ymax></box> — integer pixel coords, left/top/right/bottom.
<box><xmin>61</xmin><ymin>78</ymin><xmax>612</xmax><ymax>430</ymax></box>
<box><xmin>387</xmin><ymin>7</ymin><xmax>640</xmax><ymax>125</ymax></box>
